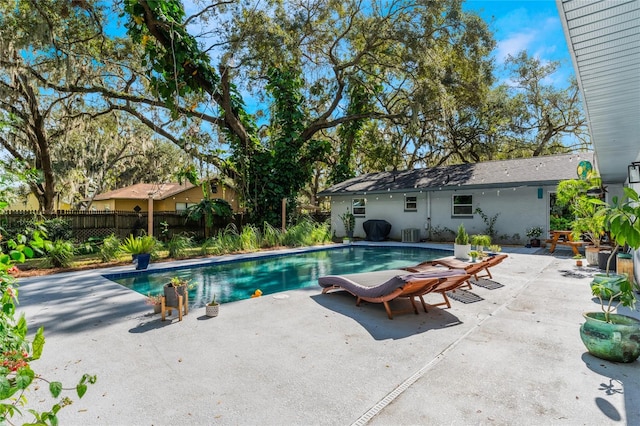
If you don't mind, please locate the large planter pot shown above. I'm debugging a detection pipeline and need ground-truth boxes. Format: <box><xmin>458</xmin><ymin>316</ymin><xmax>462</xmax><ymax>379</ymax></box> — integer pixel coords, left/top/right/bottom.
<box><xmin>598</xmin><ymin>250</ymin><xmax>617</xmax><ymax>272</ymax></box>
<box><xmin>585</xmin><ymin>246</ymin><xmax>600</xmax><ymax>266</ymax></box>
<box><xmin>136</xmin><ymin>253</ymin><xmax>151</xmax><ymax>270</ymax></box>
<box><xmin>206</xmin><ymin>304</ymin><xmax>219</xmax><ymax>317</ymax></box>
<box><xmin>453</xmin><ymin>244</ymin><xmax>471</xmax><ymax>260</ymax></box>
<box><xmin>163</xmin><ymin>284</ymin><xmax>188</xmax><ymax>308</ymax></box>
<box><xmin>579</xmin><ymin>312</ymin><xmax>640</xmax><ymax>363</ymax></box>
<box><xmin>617</xmin><ymin>254</ymin><xmax>636</xmax><ymax>286</ymax></box>
<box><xmin>530</xmin><ymin>238</ymin><xmax>541</xmax><ymax>248</ymax></box>
<box><xmin>591</xmin><ymin>273</ymin><xmax>628</xmax><ymax>299</ymax></box>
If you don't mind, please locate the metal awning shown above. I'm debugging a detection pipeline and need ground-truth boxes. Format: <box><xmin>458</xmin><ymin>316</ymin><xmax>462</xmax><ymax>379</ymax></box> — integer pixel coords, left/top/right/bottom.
<box><xmin>557</xmin><ymin>0</ymin><xmax>640</xmax><ymax>183</ymax></box>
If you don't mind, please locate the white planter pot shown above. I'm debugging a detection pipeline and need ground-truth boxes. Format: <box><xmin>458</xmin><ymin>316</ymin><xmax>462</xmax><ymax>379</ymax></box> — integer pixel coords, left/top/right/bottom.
<box><xmin>206</xmin><ymin>304</ymin><xmax>219</xmax><ymax>317</ymax></box>
<box><xmin>585</xmin><ymin>246</ymin><xmax>600</xmax><ymax>266</ymax></box>
<box><xmin>454</xmin><ymin>244</ymin><xmax>471</xmax><ymax>260</ymax></box>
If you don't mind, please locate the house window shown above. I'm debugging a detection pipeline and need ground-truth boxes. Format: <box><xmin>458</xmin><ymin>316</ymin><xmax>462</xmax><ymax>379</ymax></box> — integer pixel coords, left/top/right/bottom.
<box><xmin>352</xmin><ymin>198</ymin><xmax>366</xmax><ymax>216</ymax></box>
<box><xmin>405</xmin><ymin>196</ymin><xmax>417</xmax><ymax>211</ymax></box>
<box><xmin>452</xmin><ymin>195</ymin><xmax>473</xmax><ymax>216</ymax></box>
<box><xmin>176</xmin><ymin>202</ymin><xmax>196</xmax><ymax>211</ymax></box>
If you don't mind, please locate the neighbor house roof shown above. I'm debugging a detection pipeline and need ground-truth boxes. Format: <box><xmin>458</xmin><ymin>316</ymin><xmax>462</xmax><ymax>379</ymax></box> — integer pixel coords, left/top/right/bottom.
<box><xmin>92</xmin><ymin>182</ymin><xmax>196</xmax><ymax>201</ymax></box>
<box><xmin>319</xmin><ymin>152</ymin><xmax>595</xmax><ymax>196</ymax></box>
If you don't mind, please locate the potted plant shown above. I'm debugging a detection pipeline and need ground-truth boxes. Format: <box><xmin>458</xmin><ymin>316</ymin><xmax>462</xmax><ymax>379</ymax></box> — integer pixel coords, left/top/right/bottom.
<box><xmin>146</xmin><ymin>294</ymin><xmax>163</xmax><ymax>314</ymax></box>
<box><xmin>579</xmin><ymin>187</ymin><xmax>640</xmax><ymax>362</ymax></box>
<box><xmin>471</xmin><ymin>234</ymin><xmax>491</xmax><ymax>255</ymax></box>
<box><xmin>453</xmin><ymin>223</ymin><xmax>471</xmax><ymax>260</ymax></box>
<box><xmin>162</xmin><ymin>277</ymin><xmax>191</xmax><ymax>321</ymax></box>
<box><xmin>573</xmin><ymin>254</ymin><xmax>584</xmax><ymax>267</ymax></box>
<box><xmin>525</xmin><ymin>226</ymin><xmax>543</xmax><ymax>247</ymax></box>
<box><xmin>340</xmin><ymin>209</ymin><xmax>356</xmax><ymax>239</ymax></box>
<box><xmin>119</xmin><ymin>234</ymin><xmax>156</xmax><ymax>270</ymax></box>
<box><xmin>488</xmin><ymin>244</ymin><xmax>502</xmax><ymax>256</ymax></box>
<box><xmin>205</xmin><ymin>294</ymin><xmax>219</xmax><ymax>317</ymax></box>
<box><xmin>468</xmin><ymin>250</ymin><xmax>479</xmax><ymax>263</ymax></box>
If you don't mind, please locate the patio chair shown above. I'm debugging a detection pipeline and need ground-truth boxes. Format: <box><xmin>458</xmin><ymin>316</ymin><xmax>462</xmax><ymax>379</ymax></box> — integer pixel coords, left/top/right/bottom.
<box><xmin>319</xmin><ymin>268</ymin><xmax>467</xmax><ymax>319</ymax></box>
<box><xmin>404</xmin><ymin>254</ymin><xmax>508</xmax><ymax>284</ymax></box>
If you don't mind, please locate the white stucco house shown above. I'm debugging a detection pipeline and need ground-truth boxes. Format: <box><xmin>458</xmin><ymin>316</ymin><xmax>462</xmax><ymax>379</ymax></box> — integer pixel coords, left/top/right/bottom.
<box><xmin>319</xmin><ymin>152</ymin><xmax>623</xmax><ymax>244</ymax></box>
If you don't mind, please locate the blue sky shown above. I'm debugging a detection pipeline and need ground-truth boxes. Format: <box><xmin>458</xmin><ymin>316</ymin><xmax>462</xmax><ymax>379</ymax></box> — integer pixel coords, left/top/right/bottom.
<box><xmin>463</xmin><ymin>0</ymin><xmax>574</xmax><ymax>86</ymax></box>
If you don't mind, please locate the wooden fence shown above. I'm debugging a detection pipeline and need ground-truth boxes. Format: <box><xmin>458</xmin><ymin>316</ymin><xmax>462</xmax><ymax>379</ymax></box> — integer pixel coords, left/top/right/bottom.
<box><xmin>0</xmin><ymin>210</ymin><xmax>211</xmax><ymax>242</ymax></box>
<box><xmin>0</xmin><ymin>210</ymin><xmax>330</xmax><ymax>242</ymax></box>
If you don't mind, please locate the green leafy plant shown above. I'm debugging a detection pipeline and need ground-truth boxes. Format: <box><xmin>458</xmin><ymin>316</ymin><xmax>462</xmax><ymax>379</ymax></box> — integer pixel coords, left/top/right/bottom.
<box><xmin>488</xmin><ymin>244</ymin><xmax>502</xmax><ymax>253</ymax></box>
<box><xmin>556</xmin><ymin>177</ymin><xmax>606</xmax><ymax>246</ymax></box>
<box><xmin>119</xmin><ymin>234</ymin><xmax>156</xmax><ymax>255</ymax></box>
<box><xmin>594</xmin><ymin>187</ymin><xmax>640</xmax><ymax>275</ymax></box>
<box><xmin>455</xmin><ymin>223</ymin><xmax>469</xmax><ymax>245</ymax></box>
<box><xmin>471</xmin><ymin>234</ymin><xmax>491</xmax><ymax>248</ymax></box>
<box><xmin>339</xmin><ymin>209</ymin><xmax>355</xmax><ymax>236</ymax></box>
<box><xmin>468</xmin><ymin>250</ymin><xmax>479</xmax><ymax>258</ymax></box>
<box><xmin>0</xmin><ymin>174</ymin><xmax>95</xmax><ymax>424</ymax></box>
<box><xmin>45</xmin><ymin>239</ymin><xmax>74</xmax><ymax>268</ymax></box>
<box><xmin>167</xmin><ymin>233</ymin><xmax>193</xmax><ymax>259</ymax></box>
<box><xmin>100</xmin><ymin>234</ymin><xmax>121</xmax><ymax>262</ymax></box>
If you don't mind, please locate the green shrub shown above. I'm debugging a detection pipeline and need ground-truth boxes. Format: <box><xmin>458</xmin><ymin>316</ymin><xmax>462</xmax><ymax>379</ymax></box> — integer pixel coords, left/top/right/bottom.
<box><xmin>42</xmin><ymin>217</ymin><xmax>73</xmax><ymax>241</ymax></box>
<box><xmin>167</xmin><ymin>233</ymin><xmax>193</xmax><ymax>258</ymax></box>
<box><xmin>46</xmin><ymin>239</ymin><xmax>75</xmax><ymax>268</ymax></box>
<box><xmin>262</xmin><ymin>222</ymin><xmax>283</xmax><ymax>247</ymax></box>
<box><xmin>100</xmin><ymin>234</ymin><xmax>121</xmax><ymax>262</ymax></box>
<box><xmin>239</xmin><ymin>225</ymin><xmax>260</xmax><ymax>251</ymax></box>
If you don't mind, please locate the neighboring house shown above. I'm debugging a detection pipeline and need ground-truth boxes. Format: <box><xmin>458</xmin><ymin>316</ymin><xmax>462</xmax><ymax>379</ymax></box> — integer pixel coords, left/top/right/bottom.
<box><xmin>319</xmin><ymin>152</ymin><xmax>621</xmax><ymax>243</ymax></box>
<box><xmin>6</xmin><ymin>191</ymin><xmax>72</xmax><ymax>211</ymax></box>
<box><xmin>89</xmin><ymin>181</ymin><xmax>240</xmax><ymax>213</ymax></box>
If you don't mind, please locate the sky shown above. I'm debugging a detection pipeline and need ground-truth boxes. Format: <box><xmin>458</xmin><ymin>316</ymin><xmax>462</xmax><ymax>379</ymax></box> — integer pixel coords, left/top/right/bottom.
<box><xmin>463</xmin><ymin>0</ymin><xmax>574</xmax><ymax>86</ymax></box>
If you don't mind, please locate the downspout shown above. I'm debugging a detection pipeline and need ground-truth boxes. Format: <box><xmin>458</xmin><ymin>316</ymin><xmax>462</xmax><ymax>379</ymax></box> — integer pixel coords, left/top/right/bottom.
<box><xmin>426</xmin><ymin>191</ymin><xmax>431</xmax><ymax>240</ymax></box>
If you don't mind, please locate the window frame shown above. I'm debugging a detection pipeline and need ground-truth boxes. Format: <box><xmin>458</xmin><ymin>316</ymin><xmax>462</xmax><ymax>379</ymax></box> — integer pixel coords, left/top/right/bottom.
<box><xmin>404</xmin><ymin>195</ymin><xmax>418</xmax><ymax>212</ymax></box>
<box><xmin>352</xmin><ymin>198</ymin><xmax>366</xmax><ymax>216</ymax></box>
<box><xmin>452</xmin><ymin>194</ymin><xmax>473</xmax><ymax>217</ymax></box>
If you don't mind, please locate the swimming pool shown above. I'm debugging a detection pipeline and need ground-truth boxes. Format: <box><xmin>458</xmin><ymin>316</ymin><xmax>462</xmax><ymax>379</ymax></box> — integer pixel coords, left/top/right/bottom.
<box><xmin>108</xmin><ymin>246</ymin><xmax>449</xmax><ymax>308</ymax></box>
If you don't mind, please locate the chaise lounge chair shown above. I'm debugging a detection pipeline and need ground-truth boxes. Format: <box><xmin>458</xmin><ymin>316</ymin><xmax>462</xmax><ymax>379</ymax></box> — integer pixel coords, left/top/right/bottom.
<box><xmin>404</xmin><ymin>254</ymin><xmax>508</xmax><ymax>285</ymax></box>
<box><xmin>319</xmin><ymin>268</ymin><xmax>469</xmax><ymax>319</ymax></box>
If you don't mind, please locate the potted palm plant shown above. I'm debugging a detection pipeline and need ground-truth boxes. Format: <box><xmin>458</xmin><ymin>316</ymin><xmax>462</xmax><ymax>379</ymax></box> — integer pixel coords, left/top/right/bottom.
<box><xmin>453</xmin><ymin>223</ymin><xmax>471</xmax><ymax>260</ymax></box>
<box><xmin>579</xmin><ymin>187</ymin><xmax>640</xmax><ymax>363</ymax></box>
<box><xmin>119</xmin><ymin>234</ymin><xmax>156</xmax><ymax>270</ymax></box>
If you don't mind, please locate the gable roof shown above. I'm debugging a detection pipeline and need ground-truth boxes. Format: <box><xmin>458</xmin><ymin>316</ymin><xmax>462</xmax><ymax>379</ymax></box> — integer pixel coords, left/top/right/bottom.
<box><xmin>92</xmin><ymin>182</ymin><xmax>196</xmax><ymax>201</ymax></box>
<box><xmin>319</xmin><ymin>152</ymin><xmax>595</xmax><ymax>196</ymax></box>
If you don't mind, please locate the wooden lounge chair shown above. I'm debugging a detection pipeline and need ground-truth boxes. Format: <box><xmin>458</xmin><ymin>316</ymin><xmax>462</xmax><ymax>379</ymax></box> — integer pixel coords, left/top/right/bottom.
<box><xmin>404</xmin><ymin>254</ymin><xmax>508</xmax><ymax>284</ymax></box>
<box><xmin>319</xmin><ymin>269</ymin><xmax>467</xmax><ymax>319</ymax></box>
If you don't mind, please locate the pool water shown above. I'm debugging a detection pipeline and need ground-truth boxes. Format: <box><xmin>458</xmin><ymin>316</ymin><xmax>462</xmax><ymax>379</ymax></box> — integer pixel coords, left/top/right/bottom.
<box><xmin>109</xmin><ymin>246</ymin><xmax>448</xmax><ymax>308</ymax></box>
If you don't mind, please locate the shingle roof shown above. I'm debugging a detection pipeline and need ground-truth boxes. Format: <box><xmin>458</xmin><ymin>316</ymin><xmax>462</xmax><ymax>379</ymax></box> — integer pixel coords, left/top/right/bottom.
<box><xmin>92</xmin><ymin>182</ymin><xmax>196</xmax><ymax>201</ymax></box>
<box><xmin>319</xmin><ymin>152</ymin><xmax>595</xmax><ymax>196</ymax></box>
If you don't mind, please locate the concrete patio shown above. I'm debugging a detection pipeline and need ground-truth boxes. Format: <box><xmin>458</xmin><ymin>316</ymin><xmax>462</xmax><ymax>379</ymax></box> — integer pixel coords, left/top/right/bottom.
<box><xmin>15</xmin><ymin>243</ymin><xmax>640</xmax><ymax>425</ymax></box>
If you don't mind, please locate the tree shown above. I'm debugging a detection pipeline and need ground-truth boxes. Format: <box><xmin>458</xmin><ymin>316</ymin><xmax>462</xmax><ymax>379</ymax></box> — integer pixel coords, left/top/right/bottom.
<box><xmin>504</xmin><ymin>51</ymin><xmax>590</xmax><ymax>156</ymax></box>
<box><xmin>0</xmin><ymin>1</ymin><xmax>230</xmax><ymax>212</ymax></box>
<box><xmin>123</xmin><ymin>0</ymin><xmax>495</xmax><ymax>224</ymax></box>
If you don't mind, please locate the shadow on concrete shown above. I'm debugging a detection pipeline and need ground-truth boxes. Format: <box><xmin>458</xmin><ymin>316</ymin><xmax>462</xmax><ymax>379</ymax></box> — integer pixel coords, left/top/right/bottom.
<box><xmin>310</xmin><ymin>292</ymin><xmax>462</xmax><ymax>341</ymax></box>
<box><xmin>581</xmin><ymin>352</ymin><xmax>640</xmax><ymax>424</ymax></box>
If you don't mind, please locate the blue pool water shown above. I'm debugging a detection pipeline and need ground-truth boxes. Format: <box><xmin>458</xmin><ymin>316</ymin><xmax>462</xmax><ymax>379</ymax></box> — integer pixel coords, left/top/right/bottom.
<box><xmin>108</xmin><ymin>246</ymin><xmax>448</xmax><ymax>308</ymax></box>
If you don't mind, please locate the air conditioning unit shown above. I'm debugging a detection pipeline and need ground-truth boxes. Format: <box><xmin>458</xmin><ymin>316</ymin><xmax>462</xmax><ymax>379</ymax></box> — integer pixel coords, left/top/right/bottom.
<box><xmin>402</xmin><ymin>228</ymin><xmax>420</xmax><ymax>243</ymax></box>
